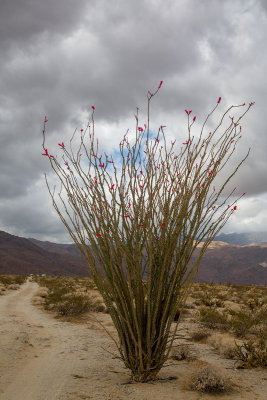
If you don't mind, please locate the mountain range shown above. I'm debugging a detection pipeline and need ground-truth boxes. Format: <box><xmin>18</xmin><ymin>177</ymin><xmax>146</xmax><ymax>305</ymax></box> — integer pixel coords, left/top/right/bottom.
<box><xmin>0</xmin><ymin>230</ymin><xmax>267</xmax><ymax>285</ymax></box>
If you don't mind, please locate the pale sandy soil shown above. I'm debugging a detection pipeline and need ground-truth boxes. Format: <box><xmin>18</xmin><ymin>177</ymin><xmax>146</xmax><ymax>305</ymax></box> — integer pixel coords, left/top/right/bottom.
<box><xmin>0</xmin><ymin>281</ymin><xmax>266</xmax><ymax>400</ymax></box>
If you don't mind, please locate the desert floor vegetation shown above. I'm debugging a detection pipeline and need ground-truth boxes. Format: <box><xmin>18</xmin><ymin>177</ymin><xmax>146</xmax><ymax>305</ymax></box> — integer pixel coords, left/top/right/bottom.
<box><xmin>33</xmin><ymin>275</ymin><xmax>106</xmax><ymax>318</ymax></box>
<box><xmin>182</xmin><ymin>360</ymin><xmax>236</xmax><ymax>393</ymax></box>
<box><xmin>1</xmin><ymin>276</ymin><xmax>266</xmax><ymax>399</ymax></box>
<box><xmin>0</xmin><ymin>274</ymin><xmax>26</xmax><ymax>295</ymax></box>
<box><xmin>33</xmin><ymin>276</ymin><xmax>267</xmax><ymax>371</ymax></box>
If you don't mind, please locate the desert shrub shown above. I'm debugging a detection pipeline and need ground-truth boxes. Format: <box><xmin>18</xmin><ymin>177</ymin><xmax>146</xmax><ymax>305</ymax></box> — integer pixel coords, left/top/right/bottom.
<box><xmin>8</xmin><ymin>284</ymin><xmax>20</xmax><ymax>290</ymax></box>
<box><xmin>171</xmin><ymin>344</ymin><xmax>196</xmax><ymax>361</ymax></box>
<box><xmin>229</xmin><ymin>310</ymin><xmax>254</xmax><ymax>337</ymax></box>
<box><xmin>199</xmin><ymin>292</ymin><xmax>216</xmax><ymax>307</ymax></box>
<box><xmin>198</xmin><ymin>307</ymin><xmax>229</xmax><ymax>330</ymax></box>
<box><xmin>44</xmin><ymin>285</ymin><xmax>74</xmax><ymax>306</ymax></box>
<box><xmin>184</xmin><ymin>363</ymin><xmax>234</xmax><ymax>393</ymax></box>
<box><xmin>36</xmin><ymin>287</ymin><xmax>49</xmax><ymax>298</ymax></box>
<box><xmin>207</xmin><ymin>333</ymin><xmax>236</xmax><ymax>359</ymax></box>
<box><xmin>214</xmin><ymin>298</ymin><xmax>225</xmax><ymax>307</ymax></box>
<box><xmin>55</xmin><ymin>294</ymin><xmax>102</xmax><ymax>316</ymax></box>
<box><xmin>0</xmin><ymin>275</ymin><xmax>26</xmax><ymax>287</ymax></box>
<box><xmin>189</xmin><ymin>329</ymin><xmax>211</xmax><ymax>342</ymax></box>
<box><xmin>229</xmin><ymin>306</ymin><xmax>267</xmax><ymax>337</ymax></box>
<box><xmin>38</xmin><ymin>276</ymin><xmax>106</xmax><ymax>316</ymax></box>
<box><xmin>234</xmin><ymin>337</ymin><xmax>267</xmax><ymax>368</ymax></box>
<box><xmin>216</xmin><ymin>291</ymin><xmax>228</xmax><ymax>301</ymax></box>
<box><xmin>221</xmin><ymin>342</ymin><xmax>237</xmax><ymax>359</ymax></box>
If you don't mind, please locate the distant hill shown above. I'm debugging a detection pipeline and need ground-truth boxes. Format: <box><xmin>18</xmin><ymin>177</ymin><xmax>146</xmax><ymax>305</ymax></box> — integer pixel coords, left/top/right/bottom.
<box><xmin>214</xmin><ymin>232</ymin><xmax>267</xmax><ymax>246</ymax></box>
<box><xmin>0</xmin><ymin>230</ymin><xmax>267</xmax><ymax>285</ymax></box>
<box><xmin>192</xmin><ymin>241</ymin><xmax>267</xmax><ymax>285</ymax></box>
<box><xmin>0</xmin><ymin>231</ymin><xmax>89</xmax><ymax>276</ymax></box>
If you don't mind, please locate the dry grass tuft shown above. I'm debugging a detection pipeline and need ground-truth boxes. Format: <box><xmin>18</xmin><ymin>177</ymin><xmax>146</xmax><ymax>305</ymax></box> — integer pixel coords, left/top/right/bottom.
<box><xmin>171</xmin><ymin>344</ymin><xmax>197</xmax><ymax>361</ymax></box>
<box><xmin>207</xmin><ymin>333</ymin><xmax>237</xmax><ymax>359</ymax></box>
<box><xmin>183</xmin><ymin>361</ymin><xmax>235</xmax><ymax>393</ymax></box>
<box><xmin>189</xmin><ymin>329</ymin><xmax>211</xmax><ymax>343</ymax></box>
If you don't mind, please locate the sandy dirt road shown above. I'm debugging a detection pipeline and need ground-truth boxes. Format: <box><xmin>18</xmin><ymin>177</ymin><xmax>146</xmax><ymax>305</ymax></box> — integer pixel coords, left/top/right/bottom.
<box><xmin>0</xmin><ymin>281</ymin><xmax>266</xmax><ymax>400</ymax></box>
<box><xmin>0</xmin><ymin>281</ymin><xmax>130</xmax><ymax>400</ymax></box>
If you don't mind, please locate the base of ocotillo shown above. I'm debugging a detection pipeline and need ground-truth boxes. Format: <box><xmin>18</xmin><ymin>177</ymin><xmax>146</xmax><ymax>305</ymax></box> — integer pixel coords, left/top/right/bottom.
<box><xmin>126</xmin><ymin>374</ymin><xmax>178</xmax><ymax>384</ymax></box>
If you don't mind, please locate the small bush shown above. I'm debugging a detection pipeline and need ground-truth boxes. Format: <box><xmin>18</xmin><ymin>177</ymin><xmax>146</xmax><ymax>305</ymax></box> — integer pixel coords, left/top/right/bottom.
<box><xmin>8</xmin><ymin>284</ymin><xmax>20</xmax><ymax>290</ymax></box>
<box><xmin>189</xmin><ymin>330</ymin><xmax>211</xmax><ymax>342</ymax></box>
<box><xmin>234</xmin><ymin>337</ymin><xmax>267</xmax><ymax>368</ymax></box>
<box><xmin>199</xmin><ymin>307</ymin><xmax>229</xmax><ymax>330</ymax></box>
<box><xmin>0</xmin><ymin>275</ymin><xmax>26</xmax><ymax>287</ymax></box>
<box><xmin>184</xmin><ymin>363</ymin><xmax>234</xmax><ymax>393</ymax></box>
<box><xmin>55</xmin><ymin>294</ymin><xmax>99</xmax><ymax>316</ymax></box>
<box><xmin>171</xmin><ymin>344</ymin><xmax>196</xmax><ymax>361</ymax></box>
<box><xmin>229</xmin><ymin>306</ymin><xmax>267</xmax><ymax>337</ymax></box>
<box><xmin>207</xmin><ymin>333</ymin><xmax>236</xmax><ymax>359</ymax></box>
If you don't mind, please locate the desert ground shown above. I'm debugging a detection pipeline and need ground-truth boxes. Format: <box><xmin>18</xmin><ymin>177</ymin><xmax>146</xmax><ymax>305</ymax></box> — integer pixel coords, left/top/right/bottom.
<box><xmin>0</xmin><ymin>278</ymin><xmax>266</xmax><ymax>400</ymax></box>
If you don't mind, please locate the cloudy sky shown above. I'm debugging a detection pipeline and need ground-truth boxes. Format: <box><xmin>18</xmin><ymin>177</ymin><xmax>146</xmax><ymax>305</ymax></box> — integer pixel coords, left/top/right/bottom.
<box><xmin>0</xmin><ymin>0</ymin><xmax>266</xmax><ymax>243</ymax></box>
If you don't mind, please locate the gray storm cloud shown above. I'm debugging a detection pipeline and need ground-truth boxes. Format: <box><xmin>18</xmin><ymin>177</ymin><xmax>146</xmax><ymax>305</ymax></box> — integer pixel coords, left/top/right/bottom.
<box><xmin>0</xmin><ymin>0</ymin><xmax>266</xmax><ymax>242</ymax></box>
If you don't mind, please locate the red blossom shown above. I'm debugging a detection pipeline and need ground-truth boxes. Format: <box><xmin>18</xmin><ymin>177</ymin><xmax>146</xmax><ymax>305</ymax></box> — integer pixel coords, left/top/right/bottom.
<box><xmin>217</xmin><ymin>97</ymin><xmax>221</xmax><ymax>104</ymax></box>
<box><xmin>99</xmin><ymin>163</ymin><xmax>104</xmax><ymax>168</ymax></box>
<box><xmin>96</xmin><ymin>233</ymin><xmax>101</xmax><ymax>236</ymax></box>
<box><xmin>110</xmin><ymin>184</ymin><xmax>115</xmax><ymax>190</ymax></box>
<box><xmin>183</xmin><ymin>139</ymin><xmax>190</xmax><ymax>145</ymax></box>
<box><xmin>91</xmin><ymin>106</ymin><xmax>95</xmax><ymax>110</ymax></box>
<box><xmin>81</xmin><ymin>129</ymin><xmax>83</xmax><ymax>132</ymax></box>
<box><xmin>138</xmin><ymin>127</ymin><xmax>144</xmax><ymax>132</ymax></box>
<box><xmin>185</xmin><ymin>109</ymin><xmax>192</xmax><ymax>115</ymax></box>
<box><xmin>193</xmin><ymin>116</ymin><xmax>196</xmax><ymax>122</ymax></box>
<box><xmin>58</xmin><ymin>142</ymin><xmax>64</xmax><ymax>148</ymax></box>
<box><xmin>124</xmin><ymin>215</ymin><xmax>131</xmax><ymax>218</ymax></box>
<box><xmin>158</xmin><ymin>80</ymin><xmax>163</xmax><ymax>89</ymax></box>
<box><xmin>42</xmin><ymin>148</ymin><xmax>49</xmax><ymax>156</ymax></box>
<box><xmin>44</xmin><ymin>115</ymin><xmax>48</xmax><ymax>123</ymax></box>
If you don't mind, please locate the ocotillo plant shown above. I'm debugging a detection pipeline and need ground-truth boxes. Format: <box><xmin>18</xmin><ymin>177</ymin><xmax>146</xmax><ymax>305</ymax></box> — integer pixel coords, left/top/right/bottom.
<box><xmin>42</xmin><ymin>83</ymin><xmax>253</xmax><ymax>382</ymax></box>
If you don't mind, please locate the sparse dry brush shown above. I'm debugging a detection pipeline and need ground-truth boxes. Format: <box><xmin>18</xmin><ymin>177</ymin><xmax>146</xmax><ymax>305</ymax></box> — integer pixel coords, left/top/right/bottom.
<box><xmin>193</xmin><ymin>284</ymin><xmax>267</xmax><ymax>367</ymax></box>
<box><xmin>35</xmin><ymin>276</ymin><xmax>105</xmax><ymax>316</ymax></box>
<box><xmin>42</xmin><ymin>82</ymin><xmax>253</xmax><ymax>382</ymax></box>
<box><xmin>0</xmin><ymin>275</ymin><xmax>26</xmax><ymax>295</ymax></box>
<box><xmin>184</xmin><ymin>362</ymin><xmax>235</xmax><ymax>393</ymax></box>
